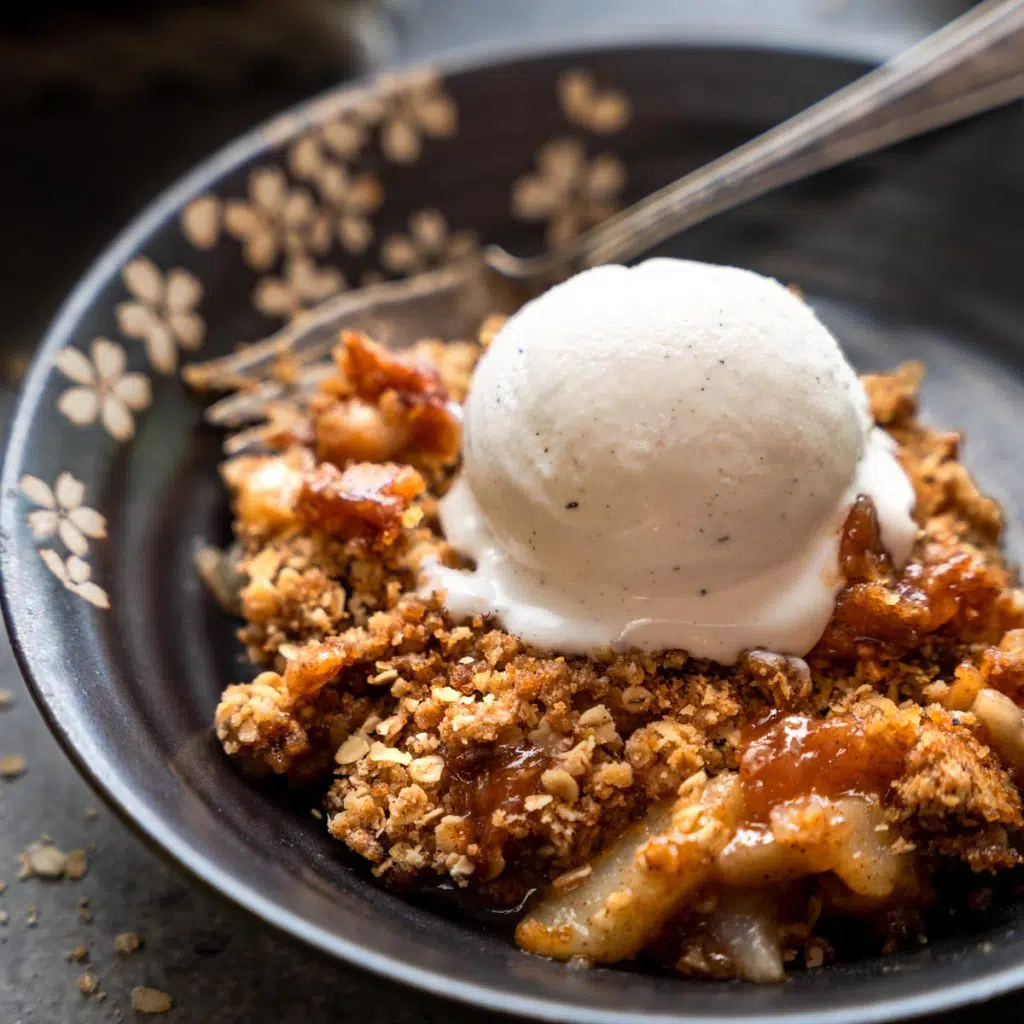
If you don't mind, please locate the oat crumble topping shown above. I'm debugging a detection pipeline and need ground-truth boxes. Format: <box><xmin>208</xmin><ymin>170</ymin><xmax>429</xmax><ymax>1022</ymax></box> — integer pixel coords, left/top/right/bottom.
<box><xmin>207</xmin><ymin>330</ymin><xmax>1024</xmax><ymax>978</ymax></box>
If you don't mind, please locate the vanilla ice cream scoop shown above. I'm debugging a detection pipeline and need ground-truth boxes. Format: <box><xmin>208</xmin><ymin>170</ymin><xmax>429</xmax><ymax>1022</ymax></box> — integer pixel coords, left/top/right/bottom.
<box><xmin>425</xmin><ymin>259</ymin><xmax>917</xmax><ymax>663</ymax></box>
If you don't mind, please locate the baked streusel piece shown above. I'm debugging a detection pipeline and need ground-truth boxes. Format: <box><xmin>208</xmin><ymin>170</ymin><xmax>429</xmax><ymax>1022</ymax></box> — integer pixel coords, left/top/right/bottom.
<box><xmin>208</xmin><ymin>330</ymin><xmax>1024</xmax><ymax>981</ymax></box>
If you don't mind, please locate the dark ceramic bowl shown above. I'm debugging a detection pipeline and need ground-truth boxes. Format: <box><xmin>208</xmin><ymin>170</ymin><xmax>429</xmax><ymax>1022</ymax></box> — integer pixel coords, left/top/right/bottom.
<box><xmin>3</xmin><ymin>38</ymin><xmax>1024</xmax><ymax>1024</ymax></box>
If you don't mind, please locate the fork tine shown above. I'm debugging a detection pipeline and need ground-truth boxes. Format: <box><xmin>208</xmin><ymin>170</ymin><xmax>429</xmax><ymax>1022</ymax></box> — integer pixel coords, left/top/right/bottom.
<box><xmin>222</xmin><ymin>423</ymin><xmax>282</xmax><ymax>456</ymax></box>
<box><xmin>183</xmin><ymin>261</ymin><xmax>493</xmax><ymax>392</ymax></box>
<box><xmin>182</xmin><ymin>290</ymin><xmax>363</xmax><ymax>391</ymax></box>
<box><xmin>205</xmin><ymin>380</ymin><xmax>290</xmax><ymax>427</ymax></box>
<box><xmin>188</xmin><ymin>257</ymin><xmax>522</xmax><ymax>434</ymax></box>
<box><xmin>205</xmin><ymin>360</ymin><xmax>336</xmax><ymax>427</ymax></box>
<box><xmin>197</xmin><ymin>336</ymin><xmax>334</xmax><ymax>427</ymax></box>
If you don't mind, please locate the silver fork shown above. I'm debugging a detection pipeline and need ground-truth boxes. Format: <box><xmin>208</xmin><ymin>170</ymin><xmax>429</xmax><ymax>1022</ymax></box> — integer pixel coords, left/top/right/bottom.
<box><xmin>186</xmin><ymin>0</ymin><xmax>1024</xmax><ymax>430</ymax></box>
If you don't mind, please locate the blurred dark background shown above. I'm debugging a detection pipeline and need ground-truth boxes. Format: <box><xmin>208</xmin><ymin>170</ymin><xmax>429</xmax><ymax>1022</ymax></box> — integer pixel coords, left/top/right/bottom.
<box><xmin>0</xmin><ymin>0</ymin><xmax>408</xmax><ymax>378</ymax></box>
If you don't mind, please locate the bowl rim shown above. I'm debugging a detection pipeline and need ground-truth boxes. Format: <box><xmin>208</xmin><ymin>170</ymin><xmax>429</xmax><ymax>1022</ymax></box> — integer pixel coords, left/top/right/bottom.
<box><xmin>2</xmin><ymin>29</ymin><xmax>1018</xmax><ymax>1024</ymax></box>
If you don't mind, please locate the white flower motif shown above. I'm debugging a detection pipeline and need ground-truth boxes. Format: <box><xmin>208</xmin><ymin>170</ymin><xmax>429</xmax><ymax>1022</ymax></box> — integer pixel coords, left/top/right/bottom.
<box><xmin>558</xmin><ymin>70</ymin><xmax>631</xmax><ymax>134</ymax></box>
<box><xmin>20</xmin><ymin>472</ymin><xmax>107</xmax><ymax>559</ymax></box>
<box><xmin>320</xmin><ymin>112</ymin><xmax>373</xmax><ymax>159</ymax></box>
<box><xmin>511</xmin><ymin>138</ymin><xmax>626</xmax><ymax>248</ymax></box>
<box><xmin>224</xmin><ymin>167</ymin><xmax>331</xmax><ymax>272</ymax></box>
<box><xmin>253</xmin><ymin>254</ymin><xmax>345</xmax><ymax>320</ymax></box>
<box><xmin>292</xmin><ymin>110</ymin><xmax>373</xmax><ymax>172</ymax></box>
<box><xmin>377</xmin><ymin>71</ymin><xmax>457</xmax><ymax>164</ymax></box>
<box><xmin>38</xmin><ymin>550</ymin><xmax>109</xmax><ymax>610</ymax></box>
<box><xmin>379</xmin><ymin>209</ymin><xmax>477</xmax><ymax>276</ymax></box>
<box><xmin>55</xmin><ymin>339</ymin><xmax>151</xmax><ymax>441</ymax></box>
<box><xmin>181</xmin><ymin>195</ymin><xmax>222</xmax><ymax>250</ymax></box>
<box><xmin>289</xmin><ymin>137</ymin><xmax>384</xmax><ymax>255</ymax></box>
<box><xmin>116</xmin><ymin>258</ymin><xmax>205</xmax><ymax>374</ymax></box>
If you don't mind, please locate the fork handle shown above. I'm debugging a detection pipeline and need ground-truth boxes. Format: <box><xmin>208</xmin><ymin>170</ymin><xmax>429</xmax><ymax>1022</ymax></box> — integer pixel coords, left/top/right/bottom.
<box><xmin>491</xmin><ymin>0</ymin><xmax>1024</xmax><ymax>277</ymax></box>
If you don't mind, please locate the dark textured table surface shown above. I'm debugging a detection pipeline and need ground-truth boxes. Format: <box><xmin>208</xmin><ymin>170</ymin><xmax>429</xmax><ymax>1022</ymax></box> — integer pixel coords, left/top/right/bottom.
<box><xmin>2</xmin><ymin>1</ymin><xmax>1018</xmax><ymax>1021</ymax></box>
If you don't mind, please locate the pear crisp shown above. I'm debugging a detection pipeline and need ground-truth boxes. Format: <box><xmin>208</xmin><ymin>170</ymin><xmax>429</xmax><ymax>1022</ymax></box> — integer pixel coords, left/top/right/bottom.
<box><xmin>206</xmin><ymin>332</ymin><xmax>1024</xmax><ymax>981</ymax></box>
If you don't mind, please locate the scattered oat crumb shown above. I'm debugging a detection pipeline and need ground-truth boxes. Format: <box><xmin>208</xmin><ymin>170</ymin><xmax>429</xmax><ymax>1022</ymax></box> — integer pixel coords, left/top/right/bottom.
<box><xmin>96</xmin><ymin>991</ymin><xmax>107</xmax><ymax>1002</ymax></box>
<box><xmin>0</xmin><ymin>910</ymin><xmax>8</xmax><ymax>926</ymax></box>
<box><xmin>76</xmin><ymin>971</ymin><xmax>99</xmax><ymax>995</ymax></box>
<box><xmin>310</xmin><ymin>808</ymin><xmax>323</xmax><ymax>820</ymax></box>
<box><xmin>25</xmin><ymin>905</ymin><xmax>38</xmax><ymax>927</ymax></box>
<box><xmin>69</xmin><ymin>943</ymin><xmax>89</xmax><ymax>962</ymax></box>
<box><xmin>0</xmin><ymin>689</ymin><xmax>12</xmax><ymax>708</ymax></box>
<box><xmin>79</xmin><ymin>907</ymin><xmax>93</xmax><ymax>923</ymax></box>
<box><xmin>18</xmin><ymin>840</ymin><xmax>67</xmax><ymax>880</ymax></box>
<box><xmin>0</xmin><ymin>880</ymin><xmax>7</xmax><ymax>894</ymax></box>
<box><xmin>65</xmin><ymin>848</ymin><xmax>88</xmax><ymax>880</ymax></box>
<box><xmin>0</xmin><ymin>754</ymin><xmax>26</xmax><ymax>778</ymax></box>
<box><xmin>131</xmin><ymin>986</ymin><xmax>173</xmax><ymax>1014</ymax></box>
<box><xmin>114</xmin><ymin>932</ymin><xmax>143</xmax><ymax>956</ymax></box>
<box><xmin>84</xmin><ymin>806</ymin><xmax>99</xmax><ymax>820</ymax></box>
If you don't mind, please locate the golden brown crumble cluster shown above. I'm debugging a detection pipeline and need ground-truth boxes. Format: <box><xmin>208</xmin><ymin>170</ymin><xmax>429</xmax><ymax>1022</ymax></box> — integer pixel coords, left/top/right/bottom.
<box><xmin>210</xmin><ymin>332</ymin><xmax>1024</xmax><ymax>976</ymax></box>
